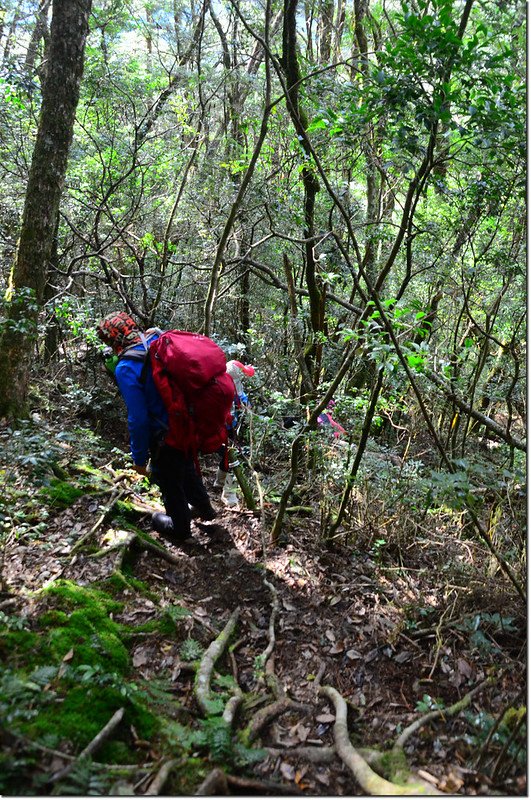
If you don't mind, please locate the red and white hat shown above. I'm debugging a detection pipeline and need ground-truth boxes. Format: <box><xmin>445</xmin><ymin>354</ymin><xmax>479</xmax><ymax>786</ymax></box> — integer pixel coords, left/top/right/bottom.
<box><xmin>227</xmin><ymin>359</ymin><xmax>255</xmax><ymax>377</ymax></box>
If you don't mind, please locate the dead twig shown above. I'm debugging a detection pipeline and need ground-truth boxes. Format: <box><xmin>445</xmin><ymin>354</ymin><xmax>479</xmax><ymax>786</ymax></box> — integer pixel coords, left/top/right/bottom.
<box><xmin>427</xmin><ymin>592</ymin><xmax>458</xmax><ymax>680</ymax></box>
<box><xmin>70</xmin><ymin>489</ymin><xmax>126</xmax><ymax>554</ymax></box>
<box><xmin>313</xmin><ymin>659</ymin><xmax>327</xmax><ymax>691</ymax></box>
<box><xmin>50</xmin><ymin>707</ymin><xmax>125</xmax><ymax>784</ymax></box>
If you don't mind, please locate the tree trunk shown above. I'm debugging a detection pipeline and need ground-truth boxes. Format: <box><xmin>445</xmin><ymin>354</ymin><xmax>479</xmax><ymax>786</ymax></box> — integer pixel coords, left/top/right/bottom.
<box><xmin>0</xmin><ymin>0</ymin><xmax>92</xmax><ymax>418</ymax></box>
<box><xmin>24</xmin><ymin>0</ymin><xmax>51</xmax><ymax>75</ymax></box>
<box><xmin>281</xmin><ymin>0</ymin><xmax>322</xmax><ymax>400</ymax></box>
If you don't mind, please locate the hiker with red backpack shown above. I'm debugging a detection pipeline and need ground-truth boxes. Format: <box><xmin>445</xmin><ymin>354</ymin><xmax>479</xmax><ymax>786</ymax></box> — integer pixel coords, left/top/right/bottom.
<box><xmin>97</xmin><ymin>312</ymin><xmax>235</xmax><ymax>543</ymax></box>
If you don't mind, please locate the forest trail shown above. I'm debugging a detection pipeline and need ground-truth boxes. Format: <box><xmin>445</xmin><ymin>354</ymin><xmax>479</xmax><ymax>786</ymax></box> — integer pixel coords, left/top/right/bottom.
<box><xmin>1</xmin><ymin>443</ymin><xmax>525</xmax><ymax>796</ymax></box>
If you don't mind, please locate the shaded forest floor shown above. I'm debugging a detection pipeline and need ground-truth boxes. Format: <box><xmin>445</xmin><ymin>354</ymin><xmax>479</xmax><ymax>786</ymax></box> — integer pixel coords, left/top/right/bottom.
<box><xmin>0</xmin><ymin>411</ymin><xmax>526</xmax><ymax>796</ymax></box>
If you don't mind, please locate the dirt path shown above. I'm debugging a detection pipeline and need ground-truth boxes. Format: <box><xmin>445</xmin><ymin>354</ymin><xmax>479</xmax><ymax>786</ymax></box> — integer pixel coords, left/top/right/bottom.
<box><xmin>2</xmin><ymin>459</ymin><xmax>526</xmax><ymax>796</ymax></box>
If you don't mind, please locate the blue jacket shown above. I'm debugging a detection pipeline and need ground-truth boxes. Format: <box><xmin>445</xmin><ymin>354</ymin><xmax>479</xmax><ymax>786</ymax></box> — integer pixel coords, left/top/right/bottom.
<box><xmin>114</xmin><ymin>335</ymin><xmax>168</xmax><ymax>466</ymax></box>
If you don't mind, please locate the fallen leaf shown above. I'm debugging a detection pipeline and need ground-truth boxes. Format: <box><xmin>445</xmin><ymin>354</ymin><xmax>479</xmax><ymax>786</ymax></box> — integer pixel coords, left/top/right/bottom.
<box><xmin>289</xmin><ymin>722</ymin><xmax>310</xmax><ymax>743</ymax></box>
<box><xmin>282</xmin><ymin>599</ymin><xmax>297</xmax><ymax>611</ymax></box>
<box><xmin>346</xmin><ymin>649</ymin><xmax>362</xmax><ymax>660</ymax></box>
<box><xmin>295</xmin><ymin>767</ymin><xmax>309</xmax><ymax>787</ymax></box>
<box><xmin>365</xmin><ymin>648</ymin><xmax>379</xmax><ymax>663</ymax></box>
<box><xmin>457</xmin><ymin>658</ymin><xmax>473</xmax><ymax>678</ymax></box>
<box><xmin>280</xmin><ymin>762</ymin><xmax>296</xmax><ymax>781</ymax></box>
<box><xmin>316</xmin><ymin>713</ymin><xmax>335</xmax><ymax>723</ymax></box>
<box><xmin>394</xmin><ymin>650</ymin><xmax>412</xmax><ymax>664</ymax></box>
<box><xmin>62</xmin><ymin>648</ymin><xmax>74</xmax><ymax>662</ymax></box>
<box><xmin>133</xmin><ymin>649</ymin><xmax>149</xmax><ymax>667</ymax></box>
<box><xmin>315</xmin><ymin>769</ymin><xmax>331</xmax><ymax>786</ymax></box>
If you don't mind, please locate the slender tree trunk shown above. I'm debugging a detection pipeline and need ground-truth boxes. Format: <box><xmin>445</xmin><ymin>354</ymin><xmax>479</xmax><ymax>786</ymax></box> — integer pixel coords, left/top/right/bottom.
<box><xmin>281</xmin><ymin>0</ymin><xmax>322</xmax><ymax>400</ymax></box>
<box><xmin>0</xmin><ymin>0</ymin><xmax>92</xmax><ymax>418</ymax></box>
<box><xmin>2</xmin><ymin>4</ymin><xmax>21</xmax><ymax>63</ymax></box>
<box><xmin>318</xmin><ymin>0</ymin><xmax>334</xmax><ymax>63</ymax></box>
<box><xmin>24</xmin><ymin>0</ymin><xmax>51</xmax><ymax>75</ymax></box>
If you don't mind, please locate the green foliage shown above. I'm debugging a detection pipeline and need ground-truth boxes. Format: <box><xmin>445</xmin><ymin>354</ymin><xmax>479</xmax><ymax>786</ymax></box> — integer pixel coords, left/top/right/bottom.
<box><xmin>5</xmin><ymin>421</ymin><xmax>66</xmax><ymax>478</ymax></box>
<box><xmin>0</xmin><ymin>286</ymin><xmax>39</xmax><ymax>335</ymax></box>
<box><xmin>0</xmin><ymin>626</ymin><xmax>39</xmax><ymax>663</ymax></box>
<box><xmin>454</xmin><ymin>612</ymin><xmax>518</xmax><ymax>654</ymax></box>
<box><xmin>202</xmin><ymin>716</ymin><xmax>233</xmax><ymax>761</ymax></box>
<box><xmin>415</xmin><ymin>694</ymin><xmax>445</xmax><ymax>713</ymax></box>
<box><xmin>0</xmin><ymin>665</ymin><xmax>58</xmax><ymax>726</ymax></box>
<box><xmin>53</xmin><ymin>757</ymin><xmax>112</xmax><ymax>797</ymax></box>
<box><xmin>179</xmin><ymin>638</ymin><xmax>203</xmax><ymax>661</ymax></box>
<box><xmin>463</xmin><ymin>706</ymin><xmax>526</xmax><ymax>770</ymax></box>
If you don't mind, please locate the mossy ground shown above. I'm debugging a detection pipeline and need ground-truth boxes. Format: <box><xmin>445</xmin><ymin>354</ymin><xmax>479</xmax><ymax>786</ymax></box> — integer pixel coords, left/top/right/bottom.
<box><xmin>38</xmin><ymin>479</ymin><xmax>85</xmax><ymax>509</ymax></box>
<box><xmin>0</xmin><ymin>579</ymin><xmax>193</xmax><ymax>793</ymax></box>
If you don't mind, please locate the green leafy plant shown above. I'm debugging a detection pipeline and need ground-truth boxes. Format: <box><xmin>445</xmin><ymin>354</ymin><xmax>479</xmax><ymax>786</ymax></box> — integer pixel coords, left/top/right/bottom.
<box><xmin>415</xmin><ymin>694</ymin><xmax>445</xmax><ymax>713</ymax></box>
<box><xmin>179</xmin><ymin>638</ymin><xmax>203</xmax><ymax>661</ymax></box>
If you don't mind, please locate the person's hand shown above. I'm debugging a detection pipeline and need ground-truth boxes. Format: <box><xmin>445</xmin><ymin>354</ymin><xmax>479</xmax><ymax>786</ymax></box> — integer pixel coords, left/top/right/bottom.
<box><xmin>133</xmin><ymin>464</ymin><xmax>150</xmax><ymax>477</ymax></box>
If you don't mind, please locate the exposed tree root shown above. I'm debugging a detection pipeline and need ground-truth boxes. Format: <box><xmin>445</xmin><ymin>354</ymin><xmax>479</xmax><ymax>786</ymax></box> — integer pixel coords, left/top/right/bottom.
<box><xmin>89</xmin><ymin>529</ymin><xmax>182</xmax><ymax>567</ymax></box>
<box><xmin>195</xmin><ymin>607</ymin><xmax>240</xmax><ymax>715</ymax></box>
<box><xmin>50</xmin><ymin>707</ymin><xmax>125</xmax><ymax>785</ymax></box>
<box><xmin>194</xmin><ymin>767</ymin><xmax>302</xmax><ymax>796</ymax></box>
<box><xmin>131</xmin><ymin>534</ymin><xmax>182</xmax><ymax>565</ymax></box>
<box><xmin>143</xmin><ymin>757</ymin><xmax>185</xmax><ymax>795</ymax></box>
<box><xmin>222</xmin><ymin>691</ymin><xmax>243</xmax><ymax>726</ymax></box>
<box><xmin>393</xmin><ymin>677</ymin><xmax>494</xmax><ymax>752</ymax></box>
<box><xmin>266</xmin><ymin>744</ymin><xmax>385</xmax><ymax>767</ymax></box>
<box><xmin>194</xmin><ymin>767</ymin><xmax>228</xmax><ymax>796</ymax></box>
<box><xmin>225</xmin><ymin>772</ymin><xmax>303</xmax><ymax>794</ymax></box>
<box><xmin>320</xmin><ymin>686</ymin><xmax>441</xmax><ymax>795</ymax></box>
<box><xmin>266</xmin><ymin>745</ymin><xmax>336</xmax><ymax>763</ymax></box>
<box><xmin>245</xmin><ymin>697</ymin><xmax>310</xmax><ymax>745</ymax></box>
<box><xmin>261</xmin><ymin>578</ymin><xmax>279</xmax><ymax>673</ymax></box>
<box><xmin>89</xmin><ymin>530</ymin><xmax>137</xmax><ymax>559</ymax></box>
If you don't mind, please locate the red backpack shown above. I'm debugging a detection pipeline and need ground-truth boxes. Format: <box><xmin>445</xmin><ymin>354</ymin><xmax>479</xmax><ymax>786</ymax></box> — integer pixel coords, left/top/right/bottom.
<box><xmin>149</xmin><ymin>331</ymin><xmax>235</xmax><ymax>458</ymax></box>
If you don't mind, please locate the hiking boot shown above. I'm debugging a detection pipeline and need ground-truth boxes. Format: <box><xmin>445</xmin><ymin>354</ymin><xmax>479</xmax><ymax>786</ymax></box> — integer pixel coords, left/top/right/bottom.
<box><xmin>221</xmin><ymin>488</ymin><xmax>239</xmax><ymax>507</ymax></box>
<box><xmin>189</xmin><ymin>504</ymin><xmax>217</xmax><ymax>521</ymax></box>
<box><xmin>151</xmin><ymin>512</ymin><xmax>191</xmax><ymax>541</ymax></box>
<box><xmin>213</xmin><ymin>468</ymin><xmax>227</xmax><ymax>489</ymax></box>
<box><xmin>221</xmin><ymin>474</ymin><xmax>239</xmax><ymax>507</ymax></box>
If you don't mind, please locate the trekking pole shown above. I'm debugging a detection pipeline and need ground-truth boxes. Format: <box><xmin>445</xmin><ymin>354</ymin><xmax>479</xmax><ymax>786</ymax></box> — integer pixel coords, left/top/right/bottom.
<box><xmin>227</xmin><ymin>445</ymin><xmax>257</xmax><ymax>512</ymax></box>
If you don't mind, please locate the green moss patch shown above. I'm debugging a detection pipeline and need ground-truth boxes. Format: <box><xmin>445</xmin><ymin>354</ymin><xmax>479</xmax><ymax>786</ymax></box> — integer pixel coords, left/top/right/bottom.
<box><xmin>20</xmin><ymin>683</ymin><xmax>159</xmax><ymax>758</ymax></box>
<box><xmin>39</xmin><ymin>479</ymin><xmax>85</xmax><ymax>509</ymax></box>
<box><xmin>0</xmin><ymin>629</ymin><xmax>39</xmax><ymax>664</ymax></box>
<box><xmin>43</xmin><ymin>579</ymin><xmax>123</xmax><ymax>616</ymax></box>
